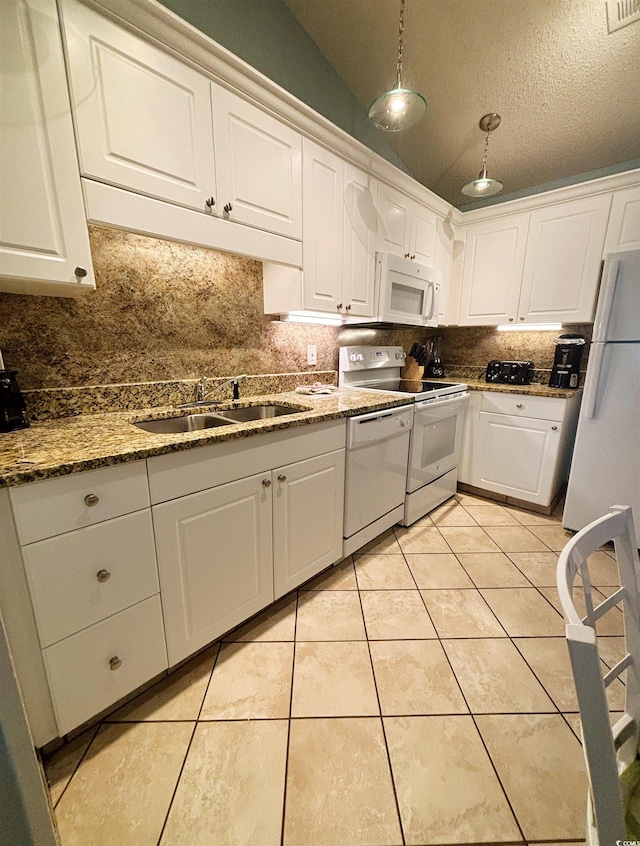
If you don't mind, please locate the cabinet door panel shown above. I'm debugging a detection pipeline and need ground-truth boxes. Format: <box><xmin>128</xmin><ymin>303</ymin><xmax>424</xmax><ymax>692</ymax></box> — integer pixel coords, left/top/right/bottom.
<box><xmin>342</xmin><ymin>164</ymin><xmax>377</xmax><ymax>317</ymax></box>
<box><xmin>471</xmin><ymin>412</ymin><xmax>560</xmax><ymax>505</ymax></box>
<box><xmin>604</xmin><ymin>185</ymin><xmax>640</xmax><ymax>253</ymax></box>
<box><xmin>61</xmin><ymin>0</ymin><xmax>216</xmax><ymax>212</ymax></box>
<box><xmin>458</xmin><ymin>215</ymin><xmax>529</xmax><ymax>325</ymax></box>
<box><xmin>273</xmin><ymin>450</ymin><xmax>345</xmax><ymax>599</ymax></box>
<box><xmin>302</xmin><ymin>140</ymin><xmax>344</xmax><ymax>311</ymax></box>
<box><xmin>153</xmin><ymin>474</ymin><xmax>273</xmax><ymax>665</ymax></box>
<box><xmin>213</xmin><ymin>86</ymin><xmax>302</xmax><ymax>239</ymax></box>
<box><xmin>411</xmin><ymin>205</ymin><xmax>437</xmax><ymax>266</ymax></box>
<box><xmin>518</xmin><ymin>195</ymin><xmax>611</xmax><ymax>323</ymax></box>
<box><xmin>0</xmin><ymin>0</ymin><xmax>94</xmax><ymax>294</ymax></box>
<box><xmin>376</xmin><ymin>183</ymin><xmax>411</xmax><ymax>255</ymax></box>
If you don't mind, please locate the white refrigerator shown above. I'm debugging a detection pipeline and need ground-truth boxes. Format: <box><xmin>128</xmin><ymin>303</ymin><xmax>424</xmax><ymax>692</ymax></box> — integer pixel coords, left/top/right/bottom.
<box><xmin>563</xmin><ymin>249</ymin><xmax>640</xmax><ymax>545</ymax></box>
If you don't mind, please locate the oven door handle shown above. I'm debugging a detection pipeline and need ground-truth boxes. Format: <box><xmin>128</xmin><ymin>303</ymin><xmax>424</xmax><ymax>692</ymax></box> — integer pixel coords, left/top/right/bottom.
<box><xmin>415</xmin><ymin>392</ymin><xmax>469</xmax><ymax>412</ymax></box>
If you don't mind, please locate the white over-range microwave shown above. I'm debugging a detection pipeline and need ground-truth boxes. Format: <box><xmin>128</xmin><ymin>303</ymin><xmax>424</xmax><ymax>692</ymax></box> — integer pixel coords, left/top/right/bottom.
<box><xmin>374</xmin><ymin>252</ymin><xmax>441</xmax><ymax>327</ymax></box>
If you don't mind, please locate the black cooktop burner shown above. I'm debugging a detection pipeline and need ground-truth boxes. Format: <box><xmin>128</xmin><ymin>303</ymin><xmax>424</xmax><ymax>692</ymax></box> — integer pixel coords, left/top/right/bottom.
<box><xmin>369</xmin><ymin>379</ymin><xmax>460</xmax><ymax>394</ymax></box>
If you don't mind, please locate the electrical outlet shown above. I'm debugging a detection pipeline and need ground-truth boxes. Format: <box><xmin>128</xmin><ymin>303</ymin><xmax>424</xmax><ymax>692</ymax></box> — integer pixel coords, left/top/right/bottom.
<box><xmin>307</xmin><ymin>344</ymin><xmax>317</xmax><ymax>366</ymax></box>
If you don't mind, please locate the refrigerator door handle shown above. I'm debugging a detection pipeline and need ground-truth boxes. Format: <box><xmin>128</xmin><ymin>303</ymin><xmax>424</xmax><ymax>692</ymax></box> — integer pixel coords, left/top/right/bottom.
<box><xmin>581</xmin><ymin>342</ymin><xmax>605</xmax><ymax>420</ymax></box>
<box><xmin>592</xmin><ymin>259</ymin><xmax>620</xmax><ymax>342</ymax></box>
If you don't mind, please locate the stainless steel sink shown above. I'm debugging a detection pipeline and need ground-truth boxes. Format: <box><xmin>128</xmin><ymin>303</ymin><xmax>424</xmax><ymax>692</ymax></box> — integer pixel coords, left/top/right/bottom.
<box><xmin>133</xmin><ymin>414</ymin><xmax>233</xmax><ymax>434</ymax></box>
<box><xmin>214</xmin><ymin>404</ymin><xmax>300</xmax><ymax>422</ymax></box>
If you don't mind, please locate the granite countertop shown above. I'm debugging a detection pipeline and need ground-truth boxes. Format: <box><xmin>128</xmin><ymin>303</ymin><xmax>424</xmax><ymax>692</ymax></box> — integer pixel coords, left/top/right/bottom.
<box><xmin>0</xmin><ymin>390</ymin><xmax>412</xmax><ymax>488</ymax></box>
<box><xmin>462</xmin><ymin>378</ymin><xmax>582</xmax><ymax>399</ymax></box>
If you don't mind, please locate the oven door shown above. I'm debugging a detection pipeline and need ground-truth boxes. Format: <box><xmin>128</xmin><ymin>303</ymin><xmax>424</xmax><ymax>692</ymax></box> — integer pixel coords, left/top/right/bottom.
<box><xmin>407</xmin><ymin>393</ymin><xmax>469</xmax><ymax>492</ymax></box>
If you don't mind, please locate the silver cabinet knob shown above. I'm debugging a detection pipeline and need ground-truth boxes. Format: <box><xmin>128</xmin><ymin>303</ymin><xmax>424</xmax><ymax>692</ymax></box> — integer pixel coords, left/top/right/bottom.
<box><xmin>345</xmin><ymin>304</ymin><xmax>352</xmax><ymax>311</ymax></box>
<box><xmin>410</xmin><ymin>254</ymin><xmax>416</xmax><ymax>260</ymax></box>
<box><xmin>223</xmin><ymin>202</ymin><xmax>233</xmax><ymax>215</ymax></box>
<box><xmin>400</xmin><ymin>418</ymin><xmax>408</xmax><ymax>427</ymax></box>
<box><xmin>262</xmin><ymin>479</ymin><xmax>271</xmax><ymax>488</ymax></box>
<box><xmin>519</xmin><ymin>316</ymin><xmax>525</xmax><ymax>321</ymax></box>
<box><xmin>84</xmin><ymin>493</ymin><xmax>99</xmax><ymax>507</ymax></box>
<box><xmin>205</xmin><ymin>196</ymin><xmax>216</xmax><ymax>210</ymax></box>
<box><xmin>551</xmin><ymin>425</ymin><xmax>558</xmax><ymax>431</ymax></box>
<box><xmin>508</xmin><ymin>317</ymin><xmax>514</xmax><ymax>322</ymax></box>
<box><xmin>516</xmin><ymin>403</ymin><xmax>523</xmax><ymax>409</ymax></box>
<box><xmin>109</xmin><ymin>656</ymin><xmax>122</xmax><ymax>671</ymax></box>
<box><xmin>404</xmin><ymin>252</ymin><xmax>410</xmax><ymax>258</ymax></box>
<box><xmin>75</xmin><ymin>266</ymin><xmax>88</xmax><ymax>278</ymax></box>
<box><xmin>336</xmin><ymin>303</ymin><xmax>343</xmax><ymax>312</ymax></box>
<box><xmin>96</xmin><ymin>569</ymin><xmax>111</xmax><ymax>583</ymax></box>
<box><xmin>277</xmin><ymin>474</ymin><xmax>287</xmax><ymax>482</ymax></box>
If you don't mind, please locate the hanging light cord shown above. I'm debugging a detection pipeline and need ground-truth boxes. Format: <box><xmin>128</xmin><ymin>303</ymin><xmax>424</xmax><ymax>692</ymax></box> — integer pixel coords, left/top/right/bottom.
<box><xmin>396</xmin><ymin>0</ymin><xmax>405</xmax><ymax>88</ymax></box>
<box><xmin>480</xmin><ymin>129</ymin><xmax>491</xmax><ymax>178</ymax></box>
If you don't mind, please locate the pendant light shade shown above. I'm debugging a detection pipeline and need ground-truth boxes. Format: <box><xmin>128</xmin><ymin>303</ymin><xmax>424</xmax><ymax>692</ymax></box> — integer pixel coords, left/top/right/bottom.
<box><xmin>369</xmin><ymin>0</ymin><xmax>426</xmax><ymax>132</ymax></box>
<box><xmin>462</xmin><ymin>113</ymin><xmax>504</xmax><ymax>197</ymax></box>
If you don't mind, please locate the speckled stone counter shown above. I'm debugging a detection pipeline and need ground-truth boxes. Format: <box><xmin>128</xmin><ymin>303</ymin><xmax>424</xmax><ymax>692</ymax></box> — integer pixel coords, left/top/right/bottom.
<box><xmin>462</xmin><ymin>378</ymin><xmax>582</xmax><ymax>400</ymax></box>
<box><xmin>0</xmin><ymin>390</ymin><xmax>410</xmax><ymax>488</ymax></box>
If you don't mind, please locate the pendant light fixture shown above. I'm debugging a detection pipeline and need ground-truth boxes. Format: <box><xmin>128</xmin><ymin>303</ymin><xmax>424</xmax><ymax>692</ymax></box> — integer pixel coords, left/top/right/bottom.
<box><xmin>368</xmin><ymin>0</ymin><xmax>426</xmax><ymax>132</ymax></box>
<box><xmin>462</xmin><ymin>113</ymin><xmax>504</xmax><ymax>197</ymax></box>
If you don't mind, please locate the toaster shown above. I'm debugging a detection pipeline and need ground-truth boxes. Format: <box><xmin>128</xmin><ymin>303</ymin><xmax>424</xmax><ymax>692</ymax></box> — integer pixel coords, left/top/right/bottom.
<box><xmin>485</xmin><ymin>360</ymin><xmax>534</xmax><ymax>385</ymax></box>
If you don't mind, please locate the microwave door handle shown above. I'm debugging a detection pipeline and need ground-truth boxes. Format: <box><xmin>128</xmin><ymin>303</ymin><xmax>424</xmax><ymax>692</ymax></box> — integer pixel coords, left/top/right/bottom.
<box><xmin>423</xmin><ymin>283</ymin><xmax>435</xmax><ymax>323</ymax></box>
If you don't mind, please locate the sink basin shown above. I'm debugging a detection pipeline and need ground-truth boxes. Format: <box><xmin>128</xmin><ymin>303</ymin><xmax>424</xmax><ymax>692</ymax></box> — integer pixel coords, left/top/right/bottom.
<box><xmin>214</xmin><ymin>404</ymin><xmax>301</xmax><ymax>422</ymax></box>
<box><xmin>133</xmin><ymin>414</ymin><xmax>233</xmax><ymax>434</ymax></box>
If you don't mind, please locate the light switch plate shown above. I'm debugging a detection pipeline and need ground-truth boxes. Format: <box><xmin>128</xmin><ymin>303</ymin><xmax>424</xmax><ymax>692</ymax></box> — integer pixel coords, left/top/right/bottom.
<box><xmin>307</xmin><ymin>344</ymin><xmax>317</xmax><ymax>365</ymax></box>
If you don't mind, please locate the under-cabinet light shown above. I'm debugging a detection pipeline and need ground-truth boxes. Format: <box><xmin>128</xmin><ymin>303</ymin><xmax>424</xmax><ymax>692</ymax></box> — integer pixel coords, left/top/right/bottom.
<box><xmin>278</xmin><ymin>310</ymin><xmax>344</xmax><ymax>326</ymax></box>
<box><xmin>497</xmin><ymin>323</ymin><xmax>562</xmax><ymax>332</ymax></box>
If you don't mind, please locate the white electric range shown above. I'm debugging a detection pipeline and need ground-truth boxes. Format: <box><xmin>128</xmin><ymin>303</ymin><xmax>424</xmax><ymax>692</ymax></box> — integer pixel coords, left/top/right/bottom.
<box><xmin>340</xmin><ymin>345</ymin><xmax>469</xmax><ymax>530</ymax></box>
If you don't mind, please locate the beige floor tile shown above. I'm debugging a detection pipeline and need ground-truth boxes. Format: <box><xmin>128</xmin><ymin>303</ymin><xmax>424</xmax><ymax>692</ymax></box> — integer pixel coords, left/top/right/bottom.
<box><xmin>457</xmin><ymin>552</ymin><xmax>530</xmax><ymax>588</ymax></box>
<box><xmin>356</xmin><ymin>528</ymin><xmax>402</xmax><ymax>555</ymax></box>
<box><xmin>475</xmin><ymin>714</ymin><xmax>587</xmax><ymax>840</ymax></box>
<box><xmin>437</xmin><ymin>526</ymin><xmax>501</xmax><ymax>553</ymax></box>
<box><xmin>354</xmin><ymin>553</ymin><xmax>416</xmax><ymax>589</ymax></box>
<box><xmin>300</xmin><ymin>557</ymin><xmax>358</xmax><ymax>590</ymax></box>
<box><xmin>55</xmin><ymin>722</ymin><xmax>193</xmax><ymax>846</ymax></box>
<box><xmin>526</xmin><ymin>523</ymin><xmax>575</xmax><ymax>551</ymax></box>
<box><xmin>481</xmin><ymin>588</ymin><xmax>564</xmax><ymax>636</ymax></box>
<box><xmin>539</xmin><ymin>586</ymin><xmax>624</xmax><ymax>636</ymax></box>
<box><xmin>225</xmin><ymin>596</ymin><xmax>297</xmax><ymax>640</ymax></box>
<box><xmin>394</xmin><ymin>524</ymin><xmax>452</xmax><ymax>554</ymax></box>
<box><xmin>584</xmin><ymin>550</ymin><xmax>620</xmax><ymax>586</ymax></box>
<box><xmin>405</xmin><ymin>553</ymin><xmax>474</xmax><ymax>589</ymax></box>
<box><xmin>455</xmin><ymin>491</ymin><xmax>500</xmax><ymax>506</ymax></box>
<box><xmin>296</xmin><ymin>590</ymin><xmax>366</xmax><ymax>640</ymax></box>
<box><xmin>514</xmin><ymin>637</ymin><xmax>579</xmax><ymax>711</ymax></box>
<box><xmin>429</xmin><ymin>500</ymin><xmax>478</xmax><ymax>526</ymax></box>
<box><xmin>161</xmin><ymin>721</ymin><xmax>288</xmax><ymax>846</ymax></box>
<box><xmin>200</xmin><ymin>641</ymin><xmax>293</xmax><ymax>719</ymax></box>
<box><xmin>421</xmin><ymin>588</ymin><xmax>506</xmax><ymax>638</ymax></box>
<box><xmin>407</xmin><ymin>512</ymin><xmax>434</xmax><ymax>527</ymax></box>
<box><xmin>370</xmin><ymin>640</ymin><xmax>468</xmax><ymax>716</ymax></box>
<box><xmin>443</xmin><ymin>638</ymin><xmax>555</xmax><ymax>713</ymax></box>
<box><xmin>563</xmin><ymin>712</ymin><xmax>582</xmax><ymax>739</ymax></box>
<box><xmin>110</xmin><ymin>646</ymin><xmax>218</xmax><ymax>721</ymax></box>
<box><xmin>484</xmin><ymin>525</ymin><xmax>550</xmax><ymax>552</ymax></box>
<box><xmin>385</xmin><ymin>715</ymin><xmax>520</xmax><ymax>844</ymax></box>
<box><xmin>464</xmin><ymin>504</ymin><xmax>520</xmax><ymax>526</ymax></box>
<box><xmin>505</xmin><ymin>506</ymin><xmax>561</xmax><ymax>526</ymax></box>
<box><xmin>283</xmin><ymin>718</ymin><xmax>402</xmax><ymax>846</ymax></box>
<box><xmin>360</xmin><ymin>590</ymin><xmax>437</xmax><ymax>639</ymax></box>
<box><xmin>507</xmin><ymin>551</ymin><xmax>560</xmax><ymax>586</ymax></box>
<box><xmin>43</xmin><ymin>726</ymin><xmax>99</xmax><ymax>806</ymax></box>
<box><xmin>598</xmin><ymin>635</ymin><xmax>626</xmax><ymax>670</ymax></box>
<box><xmin>292</xmin><ymin>641</ymin><xmax>379</xmax><ymax>717</ymax></box>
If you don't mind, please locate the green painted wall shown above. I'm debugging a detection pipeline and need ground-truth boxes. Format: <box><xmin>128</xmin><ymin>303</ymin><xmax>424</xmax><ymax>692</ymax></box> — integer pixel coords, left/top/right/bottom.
<box><xmin>156</xmin><ymin>0</ymin><xmax>410</xmax><ymax>174</ymax></box>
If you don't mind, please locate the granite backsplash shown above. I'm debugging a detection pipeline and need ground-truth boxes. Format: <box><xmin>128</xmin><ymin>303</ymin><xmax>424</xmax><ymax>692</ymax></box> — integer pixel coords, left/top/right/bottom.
<box><xmin>0</xmin><ymin>226</ymin><xmax>592</xmax><ymax>419</ymax></box>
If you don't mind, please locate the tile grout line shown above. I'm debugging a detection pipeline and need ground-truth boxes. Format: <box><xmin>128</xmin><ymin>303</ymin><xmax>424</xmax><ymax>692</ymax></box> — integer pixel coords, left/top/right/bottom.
<box><xmin>279</xmin><ymin>589</ymin><xmax>299</xmax><ymax>846</ymax></box>
<box><xmin>48</xmin><ymin>723</ymin><xmax>101</xmax><ymax>810</ymax></box>
<box><xmin>154</xmin><ymin>641</ymin><xmax>221</xmax><ymax>845</ymax></box>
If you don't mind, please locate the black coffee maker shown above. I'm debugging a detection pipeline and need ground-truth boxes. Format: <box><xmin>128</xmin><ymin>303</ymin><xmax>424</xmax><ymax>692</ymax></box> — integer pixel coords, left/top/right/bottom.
<box><xmin>0</xmin><ymin>369</ymin><xmax>29</xmax><ymax>432</ymax></box>
<box><xmin>548</xmin><ymin>334</ymin><xmax>586</xmax><ymax>389</ymax></box>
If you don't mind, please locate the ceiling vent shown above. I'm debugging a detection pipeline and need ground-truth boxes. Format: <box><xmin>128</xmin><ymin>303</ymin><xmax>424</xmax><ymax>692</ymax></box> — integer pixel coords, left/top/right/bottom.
<box><xmin>606</xmin><ymin>0</ymin><xmax>640</xmax><ymax>32</ymax></box>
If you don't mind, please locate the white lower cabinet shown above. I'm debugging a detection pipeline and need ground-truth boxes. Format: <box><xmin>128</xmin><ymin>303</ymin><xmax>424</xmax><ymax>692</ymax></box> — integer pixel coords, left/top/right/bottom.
<box><xmin>152</xmin><ymin>473</ymin><xmax>274</xmax><ymax>666</ymax></box>
<box><xmin>273</xmin><ymin>450</ymin><xmax>345</xmax><ymax>599</ymax></box>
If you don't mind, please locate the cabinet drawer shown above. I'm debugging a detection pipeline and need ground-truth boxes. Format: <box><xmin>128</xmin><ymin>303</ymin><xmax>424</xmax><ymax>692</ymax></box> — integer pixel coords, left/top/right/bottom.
<box><xmin>10</xmin><ymin>461</ymin><xmax>150</xmax><ymax>544</ymax></box>
<box><xmin>23</xmin><ymin>511</ymin><xmax>159</xmax><ymax>647</ymax></box>
<box><xmin>480</xmin><ymin>391</ymin><xmax>565</xmax><ymax>422</ymax></box>
<box><xmin>43</xmin><ymin>595</ymin><xmax>167</xmax><ymax>736</ymax></box>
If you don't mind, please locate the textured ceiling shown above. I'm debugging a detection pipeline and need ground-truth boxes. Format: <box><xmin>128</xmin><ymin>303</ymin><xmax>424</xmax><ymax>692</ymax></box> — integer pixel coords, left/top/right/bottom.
<box><xmin>282</xmin><ymin>0</ymin><xmax>640</xmax><ymax>207</ymax></box>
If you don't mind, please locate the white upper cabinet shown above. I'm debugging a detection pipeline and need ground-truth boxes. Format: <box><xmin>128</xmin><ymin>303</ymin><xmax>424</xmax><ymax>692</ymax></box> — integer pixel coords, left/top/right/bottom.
<box><xmin>61</xmin><ymin>0</ymin><xmax>216</xmax><ymax>213</ymax></box>
<box><xmin>0</xmin><ymin>0</ymin><xmax>94</xmax><ymax>296</ymax></box>
<box><xmin>302</xmin><ymin>140</ymin><xmax>344</xmax><ymax>313</ymax></box>
<box><xmin>604</xmin><ymin>184</ymin><xmax>640</xmax><ymax>253</ymax></box>
<box><xmin>376</xmin><ymin>183</ymin><xmax>437</xmax><ymax>265</ymax></box>
<box><xmin>518</xmin><ymin>194</ymin><xmax>611</xmax><ymax>324</ymax></box>
<box><xmin>212</xmin><ymin>85</ymin><xmax>302</xmax><ymax>239</ymax></box>
<box><xmin>458</xmin><ymin>215</ymin><xmax>529</xmax><ymax>325</ymax></box>
<box><xmin>342</xmin><ymin>163</ymin><xmax>378</xmax><ymax>317</ymax></box>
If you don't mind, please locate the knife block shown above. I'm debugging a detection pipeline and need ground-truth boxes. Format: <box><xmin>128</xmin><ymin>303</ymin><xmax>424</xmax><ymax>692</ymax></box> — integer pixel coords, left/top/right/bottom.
<box><xmin>400</xmin><ymin>357</ymin><xmax>424</xmax><ymax>380</ymax></box>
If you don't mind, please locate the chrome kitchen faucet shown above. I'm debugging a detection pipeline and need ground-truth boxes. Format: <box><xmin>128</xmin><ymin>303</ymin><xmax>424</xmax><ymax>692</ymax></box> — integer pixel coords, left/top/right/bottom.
<box><xmin>182</xmin><ymin>374</ymin><xmax>248</xmax><ymax>407</ymax></box>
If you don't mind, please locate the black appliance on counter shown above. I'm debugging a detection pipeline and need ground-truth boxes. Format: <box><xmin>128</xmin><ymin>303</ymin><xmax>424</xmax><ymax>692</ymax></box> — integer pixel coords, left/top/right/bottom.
<box><xmin>548</xmin><ymin>334</ymin><xmax>586</xmax><ymax>389</ymax></box>
<box><xmin>0</xmin><ymin>370</ymin><xmax>29</xmax><ymax>432</ymax></box>
<box><xmin>485</xmin><ymin>360</ymin><xmax>534</xmax><ymax>385</ymax></box>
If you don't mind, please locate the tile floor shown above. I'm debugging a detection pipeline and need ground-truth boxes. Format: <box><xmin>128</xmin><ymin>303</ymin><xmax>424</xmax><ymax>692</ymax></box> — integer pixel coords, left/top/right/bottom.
<box><xmin>43</xmin><ymin>491</ymin><xmax>625</xmax><ymax>846</ymax></box>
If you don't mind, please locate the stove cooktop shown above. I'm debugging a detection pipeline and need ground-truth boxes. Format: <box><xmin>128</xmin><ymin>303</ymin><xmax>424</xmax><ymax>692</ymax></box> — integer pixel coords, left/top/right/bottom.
<box><xmin>355</xmin><ymin>378</ymin><xmax>467</xmax><ymax>401</ymax></box>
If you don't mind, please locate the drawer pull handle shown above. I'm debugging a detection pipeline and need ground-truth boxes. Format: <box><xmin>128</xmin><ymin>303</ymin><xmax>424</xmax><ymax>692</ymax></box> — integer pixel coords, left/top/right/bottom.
<box><xmin>262</xmin><ymin>479</ymin><xmax>271</xmax><ymax>488</ymax></box>
<box><xmin>109</xmin><ymin>656</ymin><xmax>122</xmax><ymax>671</ymax></box>
<box><xmin>96</xmin><ymin>569</ymin><xmax>111</xmax><ymax>583</ymax></box>
<box><xmin>516</xmin><ymin>403</ymin><xmax>523</xmax><ymax>409</ymax></box>
<box><xmin>84</xmin><ymin>493</ymin><xmax>99</xmax><ymax>507</ymax></box>
<box><xmin>551</xmin><ymin>425</ymin><xmax>558</xmax><ymax>431</ymax></box>
<box><xmin>277</xmin><ymin>474</ymin><xmax>287</xmax><ymax>482</ymax></box>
